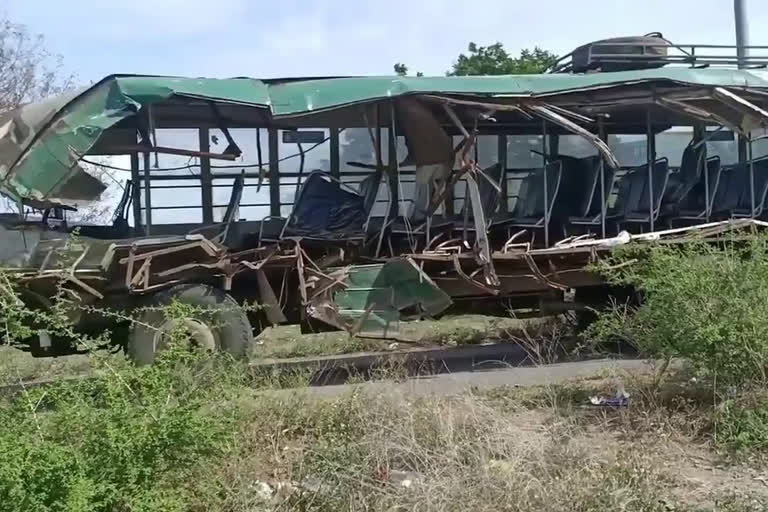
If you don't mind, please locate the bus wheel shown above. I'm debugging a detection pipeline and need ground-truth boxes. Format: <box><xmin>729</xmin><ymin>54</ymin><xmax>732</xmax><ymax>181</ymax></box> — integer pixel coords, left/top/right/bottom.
<box><xmin>128</xmin><ymin>283</ymin><xmax>253</xmax><ymax>365</ymax></box>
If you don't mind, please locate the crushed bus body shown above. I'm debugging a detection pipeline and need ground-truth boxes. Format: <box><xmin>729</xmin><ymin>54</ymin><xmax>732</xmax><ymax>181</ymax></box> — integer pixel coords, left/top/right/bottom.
<box><xmin>3</xmin><ymin>36</ymin><xmax>768</xmax><ymax>360</ymax></box>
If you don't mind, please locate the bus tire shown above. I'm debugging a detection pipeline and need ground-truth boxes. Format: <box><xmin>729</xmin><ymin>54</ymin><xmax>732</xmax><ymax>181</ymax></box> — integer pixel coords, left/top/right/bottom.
<box><xmin>128</xmin><ymin>283</ymin><xmax>253</xmax><ymax>365</ymax></box>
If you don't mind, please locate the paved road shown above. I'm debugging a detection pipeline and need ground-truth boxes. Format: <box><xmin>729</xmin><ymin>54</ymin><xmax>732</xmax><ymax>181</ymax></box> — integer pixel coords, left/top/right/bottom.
<box><xmin>304</xmin><ymin>358</ymin><xmax>657</xmax><ymax>398</ymax></box>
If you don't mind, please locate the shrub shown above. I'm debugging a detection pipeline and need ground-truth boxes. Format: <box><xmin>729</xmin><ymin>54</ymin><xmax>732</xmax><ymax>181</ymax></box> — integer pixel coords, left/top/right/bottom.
<box><xmin>0</xmin><ymin>276</ymin><xmax>250</xmax><ymax>511</ymax></box>
<box><xmin>588</xmin><ymin>235</ymin><xmax>768</xmax><ymax>387</ymax></box>
<box><xmin>716</xmin><ymin>390</ymin><xmax>768</xmax><ymax>454</ymax></box>
<box><xmin>0</xmin><ymin>347</ymin><xmax>244</xmax><ymax>512</ymax></box>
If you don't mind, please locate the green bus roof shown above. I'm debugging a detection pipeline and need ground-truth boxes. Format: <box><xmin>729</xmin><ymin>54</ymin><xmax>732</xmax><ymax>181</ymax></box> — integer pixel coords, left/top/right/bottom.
<box><xmin>3</xmin><ymin>67</ymin><xmax>768</xmax><ymax>205</ymax></box>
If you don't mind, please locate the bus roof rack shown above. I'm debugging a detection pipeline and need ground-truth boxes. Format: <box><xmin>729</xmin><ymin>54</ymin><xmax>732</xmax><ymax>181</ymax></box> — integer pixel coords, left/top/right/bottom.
<box><xmin>548</xmin><ymin>33</ymin><xmax>768</xmax><ymax>73</ymax></box>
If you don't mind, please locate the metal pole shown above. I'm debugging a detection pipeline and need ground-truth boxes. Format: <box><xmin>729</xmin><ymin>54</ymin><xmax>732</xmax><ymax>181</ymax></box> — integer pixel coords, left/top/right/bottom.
<box><xmin>735</xmin><ymin>0</ymin><xmax>749</xmax><ymax>68</ymax></box>
<box><xmin>598</xmin><ymin>116</ymin><xmax>607</xmax><ymax>238</ymax></box>
<box><xmin>130</xmin><ymin>152</ymin><xmax>142</xmax><ymax>233</ymax></box>
<box><xmin>198</xmin><ymin>128</ymin><xmax>213</xmax><ymax>224</ymax></box>
<box><xmin>498</xmin><ymin>135</ymin><xmax>508</xmax><ymax>213</ymax></box>
<box><xmin>330</xmin><ymin>128</ymin><xmax>340</xmax><ymax>178</ymax></box>
<box><xmin>735</xmin><ymin>0</ymin><xmax>750</xmax><ymax>163</ymax></box>
<box><xmin>646</xmin><ymin>110</ymin><xmax>655</xmax><ymax>232</ymax></box>
<box><xmin>749</xmin><ymin>132</ymin><xmax>755</xmax><ymax>217</ymax></box>
<box><xmin>542</xmin><ymin>120</ymin><xmax>549</xmax><ymax>246</ymax></box>
<box><xmin>701</xmin><ymin>129</ymin><xmax>711</xmax><ymax>222</ymax></box>
<box><xmin>704</xmin><ymin>161</ymin><xmax>711</xmax><ymax>221</ymax></box>
<box><xmin>143</xmin><ymin>150</ymin><xmax>152</xmax><ymax>235</ymax></box>
<box><xmin>268</xmin><ymin>129</ymin><xmax>280</xmax><ymax>217</ymax></box>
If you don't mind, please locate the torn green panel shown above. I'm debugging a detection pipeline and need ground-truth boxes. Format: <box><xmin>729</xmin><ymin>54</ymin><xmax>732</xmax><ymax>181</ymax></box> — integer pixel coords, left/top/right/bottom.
<box><xmin>325</xmin><ymin>259</ymin><xmax>451</xmax><ymax>338</ymax></box>
<box><xmin>0</xmin><ymin>75</ymin><xmax>271</xmax><ymax>206</ymax></box>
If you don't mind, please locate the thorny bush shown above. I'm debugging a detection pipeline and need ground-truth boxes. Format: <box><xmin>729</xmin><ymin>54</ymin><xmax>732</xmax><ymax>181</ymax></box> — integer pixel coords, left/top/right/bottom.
<box><xmin>587</xmin><ymin>234</ymin><xmax>768</xmax><ymax>456</ymax></box>
<box><xmin>589</xmin><ymin>235</ymin><xmax>768</xmax><ymax>387</ymax></box>
<box><xmin>0</xmin><ymin>262</ymin><xmax>252</xmax><ymax>511</ymax></box>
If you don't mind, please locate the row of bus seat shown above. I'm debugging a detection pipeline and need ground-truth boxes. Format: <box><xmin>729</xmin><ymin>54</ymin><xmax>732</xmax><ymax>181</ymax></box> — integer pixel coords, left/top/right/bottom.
<box><xmin>493</xmin><ymin>145</ymin><xmax>768</xmax><ymax>240</ymax></box>
<box><xmin>250</xmin><ymin>147</ymin><xmax>768</xmax><ymax>253</ymax></box>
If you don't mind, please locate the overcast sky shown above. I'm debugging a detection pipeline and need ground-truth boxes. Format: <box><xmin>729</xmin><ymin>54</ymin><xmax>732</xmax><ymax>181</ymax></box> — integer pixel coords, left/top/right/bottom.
<box><xmin>6</xmin><ymin>0</ymin><xmax>767</xmax><ymax>82</ymax></box>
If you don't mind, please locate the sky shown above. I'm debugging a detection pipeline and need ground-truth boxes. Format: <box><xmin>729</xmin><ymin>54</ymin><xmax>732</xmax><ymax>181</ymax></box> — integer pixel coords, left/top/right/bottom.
<box><xmin>5</xmin><ymin>0</ymin><xmax>768</xmax><ymax>82</ymax></box>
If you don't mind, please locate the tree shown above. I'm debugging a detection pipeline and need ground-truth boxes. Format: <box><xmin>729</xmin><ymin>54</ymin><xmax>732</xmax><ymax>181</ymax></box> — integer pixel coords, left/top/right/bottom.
<box><xmin>393</xmin><ymin>63</ymin><xmax>423</xmax><ymax>77</ymax></box>
<box><xmin>0</xmin><ymin>17</ymin><xmax>74</xmax><ymax>113</ymax></box>
<box><xmin>449</xmin><ymin>42</ymin><xmax>558</xmax><ymax>76</ymax></box>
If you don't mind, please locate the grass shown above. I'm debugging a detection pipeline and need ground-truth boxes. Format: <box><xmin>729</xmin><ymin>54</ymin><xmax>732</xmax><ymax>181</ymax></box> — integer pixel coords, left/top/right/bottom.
<box><xmin>180</xmin><ymin>369</ymin><xmax>768</xmax><ymax>510</ymax></box>
<box><xmin>2</xmin><ymin>344</ymin><xmax>767</xmax><ymax>510</ymax></box>
<box><xmin>0</xmin><ymin>345</ymin><xmax>96</xmax><ymax>386</ymax></box>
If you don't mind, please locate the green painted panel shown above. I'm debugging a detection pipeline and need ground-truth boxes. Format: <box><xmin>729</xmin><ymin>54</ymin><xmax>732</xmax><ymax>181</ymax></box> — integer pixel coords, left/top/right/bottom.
<box><xmin>326</xmin><ymin>258</ymin><xmax>451</xmax><ymax>337</ymax></box>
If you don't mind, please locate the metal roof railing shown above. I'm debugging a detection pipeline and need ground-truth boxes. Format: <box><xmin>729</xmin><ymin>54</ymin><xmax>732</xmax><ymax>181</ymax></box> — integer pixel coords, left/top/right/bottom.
<box><xmin>549</xmin><ymin>39</ymin><xmax>768</xmax><ymax>74</ymax></box>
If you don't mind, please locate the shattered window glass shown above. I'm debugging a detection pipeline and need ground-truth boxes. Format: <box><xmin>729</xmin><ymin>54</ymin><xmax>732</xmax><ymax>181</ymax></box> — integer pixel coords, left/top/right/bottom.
<box><xmin>506</xmin><ymin>135</ymin><xmax>545</xmax><ymax>212</ymax></box>
<box><xmin>608</xmin><ymin>134</ymin><xmax>647</xmax><ymax>168</ymax></box>
<box><xmin>707</xmin><ymin>139</ymin><xmax>738</xmax><ymax>166</ymax></box>
<box><xmin>209</xmin><ymin>128</ymin><xmax>269</xmax><ymax>176</ymax></box>
<box><xmin>506</xmin><ymin>135</ymin><xmax>544</xmax><ymax>169</ymax></box>
<box><xmin>76</xmin><ymin>154</ymin><xmax>131</xmax><ymax>226</ymax></box>
<box><xmin>655</xmin><ymin>128</ymin><xmax>692</xmax><ymax>167</ymax></box>
<box><xmin>147</xmin><ymin>129</ymin><xmax>201</xmax><ymax>177</ymax></box>
<box><xmin>278</xmin><ymin>129</ymin><xmax>331</xmax><ymax>174</ymax></box>
<box><xmin>138</xmin><ymin>128</ymin><xmax>203</xmax><ymax>225</ymax></box>
<box><xmin>340</xmin><ymin>128</ymin><xmax>380</xmax><ymax>173</ymax></box>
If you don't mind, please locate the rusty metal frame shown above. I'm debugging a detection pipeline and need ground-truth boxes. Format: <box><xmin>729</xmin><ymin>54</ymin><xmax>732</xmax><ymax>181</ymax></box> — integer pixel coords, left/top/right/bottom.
<box><xmin>451</xmin><ymin>254</ymin><xmax>499</xmax><ymax>295</ymax></box>
<box><xmin>442</xmin><ymin>103</ymin><xmax>500</xmax><ymax>287</ymax></box>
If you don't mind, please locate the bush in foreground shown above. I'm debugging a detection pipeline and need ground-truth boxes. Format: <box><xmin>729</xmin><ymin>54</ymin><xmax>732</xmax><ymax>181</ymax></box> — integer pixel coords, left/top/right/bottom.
<box><xmin>589</xmin><ymin>235</ymin><xmax>768</xmax><ymax>387</ymax></box>
<box><xmin>0</xmin><ymin>347</ymin><xmax>246</xmax><ymax>512</ymax></box>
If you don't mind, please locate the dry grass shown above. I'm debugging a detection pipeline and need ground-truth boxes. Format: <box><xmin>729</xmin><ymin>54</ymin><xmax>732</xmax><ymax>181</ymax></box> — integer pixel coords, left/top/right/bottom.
<box><xmin>203</xmin><ymin>372</ymin><xmax>768</xmax><ymax>512</ymax></box>
<box><xmin>3</xmin><ymin>312</ymin><xmax>766</xmax><ymax>511</ymax></box>
<box><xmin>2</xmin><ymin>341</ymin><xmax>766</xmax><ymax>510</ymax></box>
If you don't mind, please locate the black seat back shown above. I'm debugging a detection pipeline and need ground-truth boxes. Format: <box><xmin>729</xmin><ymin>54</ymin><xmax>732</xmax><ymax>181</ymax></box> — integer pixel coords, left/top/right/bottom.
<box><xmin>635</xmin><ymin>158</ymin><xmax>670</xmax><ymax>219</ymax></box>
<box><xmin>702</xmin><ymin>156</ymin><xmax>722</xmax><ymax>215</ymax></box>
<box><xmin>290</xmin><ymin>170</ymin><xmax>366</xmax><ymax>234</ymax></box>
<box><xmin>111</xmin><ymin>179</ymin><xmax>134</xmax><ymax>230</ymax></box>
<box><xmin>754</xmin><ymin>160</ymin><xmax>768</xmax><ymax>215</ymax></box>
<box><xmin>613</xmin><ymin>167</ymin><xmax>646</xmax><ymax>217</ymax></box>
<box><xmin>612</xmin><ymin>158</ymin><xmax>669</xmax><ymax>219</ymax></box>
<box><xmin>222</xmin><ymin>171</ymin><xmax>245</xmax><ymax>225</ymax></box>
<box><xmin>664</xmin><ymin>142</ymin><xmax>706</xmax><ymax>208</ymax></box>
<box><xmin>358</xmin><ymin>173</ymin><xmax>381</xmax><ymax>216</ymax></box>
<box><xmin>735</xmin><ymin>158</ymin><xmax>768</xmax><ymax>215</ymax></box>
<box><xmin>679</xmin><ymin>142</ymin><xmax>706</xmax><ymax>185</ymax></box>
<box><xmin>512</xmin><ymin>170</ymin><xmax>536</xmax><ymax>216</ymax></box>
<box><xmin>714</xmin><ymin>165</ymin><xmax>748</xmax><ymax>213</ymax></box>
<box><xmin>576</xmin><ymin>157</ymin><xmax>600</xmax><ymax>217</ymax></box>
<box><xmin>518</xmin><ymin>161</ymin><xmax>563</xmax><ymax>219</ymax></box>
<box><xmin>583</xmin><ymin>157</ymin><xmax>616</xmax><ymax>219</ymax></box>
<box><xmin>554</xmin><ymin>155</ymin><xmax>594</xmax><ymax>218</ymax></box>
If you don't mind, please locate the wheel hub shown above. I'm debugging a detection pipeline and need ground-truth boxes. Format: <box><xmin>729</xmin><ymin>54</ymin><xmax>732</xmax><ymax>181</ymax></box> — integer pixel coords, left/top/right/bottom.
<box><xmin>153</xmin><ymin>318</ymin><xmax>217</xmax><ymax>353</ymax></box>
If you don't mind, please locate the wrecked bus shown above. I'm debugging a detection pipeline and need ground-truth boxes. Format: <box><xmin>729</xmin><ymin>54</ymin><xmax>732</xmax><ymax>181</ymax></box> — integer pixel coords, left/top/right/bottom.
<box><xmin>2</xmin><ymin>36</ymin><xmax>768</xmax><ymax>362</ymax></box>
